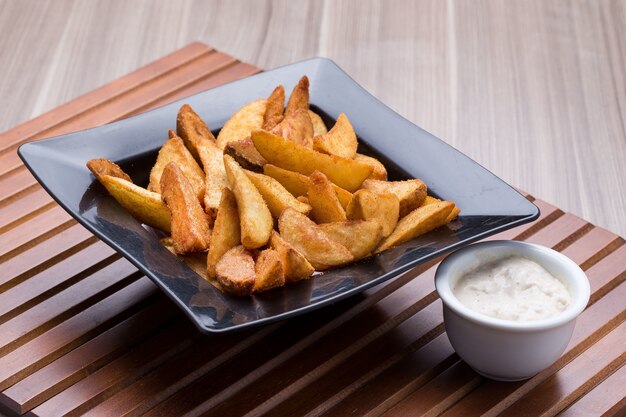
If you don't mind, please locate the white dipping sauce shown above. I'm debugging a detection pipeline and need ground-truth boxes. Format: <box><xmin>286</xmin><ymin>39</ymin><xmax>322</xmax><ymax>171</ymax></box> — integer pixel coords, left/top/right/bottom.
<box><xmin>453</xmin><ymin>256</ymin><xmax>570</xmax><ymax>321</ymax></box>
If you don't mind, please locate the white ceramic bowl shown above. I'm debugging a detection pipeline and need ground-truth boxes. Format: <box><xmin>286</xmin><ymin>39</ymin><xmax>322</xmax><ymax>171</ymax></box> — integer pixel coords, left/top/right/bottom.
<box><xmin>435</xmin><ymin>240</ymin><xmax>590</xmax><ymax>381</ymax></box>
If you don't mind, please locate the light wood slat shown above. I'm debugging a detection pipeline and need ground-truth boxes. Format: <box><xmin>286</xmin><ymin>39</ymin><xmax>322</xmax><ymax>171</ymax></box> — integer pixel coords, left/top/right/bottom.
<box><xmin>561</xmin><ymin>226</ymin><xmax>625</xmax><ymax>270</ymax></box>
<box><xmin>0</xmin><ymin>189</ymin><xmax>54</xmax><ymax>233</ymax></box>
<box><xmin>558</xmin><ymin>364</ymin><xmax>626</xmax><ymax>417</ymax></box>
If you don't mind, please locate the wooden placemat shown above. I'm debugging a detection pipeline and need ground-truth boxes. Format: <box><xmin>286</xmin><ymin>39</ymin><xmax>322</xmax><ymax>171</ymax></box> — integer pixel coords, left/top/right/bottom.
<box><xmin>1</xmin><ymin>42</ymin><xmax>625</xmax><ymax>417</ymax></box>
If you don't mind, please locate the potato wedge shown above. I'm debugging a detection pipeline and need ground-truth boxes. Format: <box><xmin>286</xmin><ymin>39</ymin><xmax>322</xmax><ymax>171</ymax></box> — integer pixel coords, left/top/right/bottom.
<box><xmin>215</xmin><ymin>245</ymin><xmax>256</xmax><ymax>296</ymax></box>
<box><xmin>93</xmin><ymin>174</ymin><xmax>171</xmax><ymax>232</ymax></box>
<box><xmin>262</xmin><ymin>164</ymin><xmax>352</xmax><ymax>209</ymax></box>
<box><xmin>251</xmin><ymin>130</ymin><xmax>372</xmax><ymax>192</ymax></box>
<box><xmin>421</xmin><ymin>195</ymin><xmax>461</xmax><ymax>222</ymax></box>
<box><xmin>354</xmin><ymin>153</ymin><xmax>387</xmax><ymax>180</ymax></box>
<box><xmin>271</xmin><ymin>108</ymin><xmax>314</xmax><ymax>148</ymax></box>
<box><xmin>223</xmin><ymin>154</ymin><xmax>273</xmax><ymax>248</ymax></box>
<box><xmin>245</xmin><ymin>170</ymin><xmax>311</xmax><ymax>218</ymax></box>
<box><xmin>207</xmin><ymin>188</ymin><xmax>241</xmax><ymax>278</ymax></box>
<box><xmin>374</xmin><ymin>201</ymin><xmax>454</xmax><ymax>253</ymax></box>
<box><xmin>269</xmin><ymin>231</ymin><xmax>314</xmax><ymax>282</ymax></box>
<box><xmin>362</xmin><ymin>178</ymin><xmax>427</xmax><ymax>218</ymax></box>
<box><xmin>160</xmin><ymin>162</ymin><xmax>211</xmax><ymax>254</ymax></box>
<box><xmin>254</xmin><ymin>248</ymin><xmax>285</xmax><ymax>293</ymax></box>
<box><xmin>216</xmin><ymin>98</ymin><xmax>267</xmax><ymax>150</ymax></box>
<box><xmin>87</xmin><ymin>158</ymin><xmax>131</xmax><ymax>182</ymax></box>
<box><xmin>312</xmin><ymin>113</ymin><xmax>358</xmax><ymax>159</ymax></box>
<box><xmin>296</xmin><ymin>196</ymin><xmax>309</xmax><ymax>205</ymax></box>
<box><xmin>148</xmin><ymin>135</ymin><xmax>206</xmax><ymax>202</ymax></box>
<box><xmin>308</xmin><ymin>110</ymin><xmax>328</xmax><ymax>136</ymax></box>
<box><xmin>319</xmin><ymin>220</ymin><xmax>383</xmax><ymax>260</ymax></box>
<box><xmin>224</xmin><ymin>136</ymin><xmax>267</xmax><ymax>172</ymax></box>
<box><xmin>176</xmin><ymin>104</ymin><xmax>216</xmax><ymax>161</ymax></box>
<box><xmin>263</xmin><ymin>85</ymin><xmax>285</xmax><ymax>130</ymax></box>
<box><xmin>346</xmin><ymin>189</ymin><xmax>399</xmax><ymax>238</ymax></box>
<box><xmin>307</xmin><ymin>171</ymin><xmax>346</xmax><ymax>223</ymax></box>
<box><xmin>278</xmin><ymin>207</ymin><xmax>353</xmax><ymax>270</ymax></box>
<box><xmin>285</xmin><ymin>75</ymin><xmax>309</xmax><ymax>117</ymax></box>
<box><xmin>195</xmin><ymin>136</ymin><xmax>229</xmax><ymax>218</ymax></box>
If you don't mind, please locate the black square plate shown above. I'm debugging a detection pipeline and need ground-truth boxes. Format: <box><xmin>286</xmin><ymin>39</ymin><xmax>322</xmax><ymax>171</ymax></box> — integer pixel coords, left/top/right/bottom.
<box><xmin>18</xmin><ymin>58</ymin><xmax>539</xmax><ymax>333</ymax></box>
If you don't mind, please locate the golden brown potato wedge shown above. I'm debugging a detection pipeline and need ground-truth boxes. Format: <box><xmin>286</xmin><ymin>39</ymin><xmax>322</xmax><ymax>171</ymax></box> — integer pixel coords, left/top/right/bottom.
<box><xmin>216</xmin><ymin>99</ymin><xmax>267</xmax><ymax>150</ymax></box>
<box><xmin>308</xmin><ymin>110</ymin><xmax>328</xmax><ymax>136</ymax></box>
<box><xmin>215</xmin><ymin>245</ymin><xmax>256</xmax><ymax>296</ymax></box>
<box><xmin>160</xmin><ymin>162</ymin><xmax>211</xmax><ymax>254</ymax></box>
<box><xmin>269</xmin><ymin>231</ymin><xmax>314</xmax><ymax>282</ymax></box>
<box><xmin>223</xmin><ymin>155</ymin><xmax>273</xmax><ymax>249</ymax></box>
<box><xmin>346</xmin><ymin>189</ymin><xmax>399</xmax><ymax>238</ymax></box>
<box><xmin>421</xmin><ymin>195</ymin><xmax>461</xmax><ymax>221</ymax></box>
<box><xmin>262</xmin><ymin>164</ymin><xmax>353</xmax><ymax>209</ymax></box>
<box><xmin>285</xmin><ymin>75</ymin><xmax>309</xmax><ymax>117</ymax></box>
<box><xmin>307</xmin><ymin>171</ymin><xmax>347</xmax><ymax>223</ymax></box>
<box><xmin>87</xmin><ymin>158</ymin><xmax>131</xmax><ymax>182</ymax></box>
<box><xmin>148</xmin><ymin>135</ymin><xmax>206</xmax><ymax>203</ymax></box>
<box><xmin>271</xmin><ymin>108</ymin><xmax>314</xmax><ymax>148</ymax></box>
<box><xmin>278</xmin><ymin>207</ymin><xmax>353</xmax><ymax>270</ymax></box>
<box><xmin>312</xmin><ymin>113</ymin><xmax>358</xmax><ymax>159</ymax></box>
<box><xmin>319</xmin><ymin>220</ymin><xmax>383</xmax><ymax>260</ymax></box>
<box><xmin>195</xmin><ymin>136</ymin><xmax>229</xmax><ymax>219</ymax></box>
<box><xmin>251</xmin><ymin>130</ymin><xmax>372</xmax><ymax>192</ymax></box>
<box><xmin>362</xmin><ymin>178</ymin><xmax>427</xmax><ymax>218</ymax></box>
<box><xmin>207</xmin><ymin>188</ymin><xmax>241</xmax><ymax>278</ymax></box>
<box><xmin>374</xmin><ymin>201</ymin><xmax>454</xmax><ymax>253</ymax></box>
<box><xmin>354</xmin><ymin>153</ymin><xmax>387</xmax><ymax>180</ymax></box>
<box><xmin>245</xmin><ymin>170</ymin><xmax>311</xmax><ymax>218</ymax></box>
<box><xmin>176</xmin><ymin>104</ymin><xmax>216</xmax><ymax>161</ymax></box>
<box><xmin>253</xmin><ymin>248</ymin><xmax>285</xmax><ymax>293</ymax></box>
<box><xmin>92</xmin><ymin>174</ymin><xmax>171</xmax><ymax>233</ymax></box>
<box><xmin>263</xmin><ymin>85</ymin><xmax>285</xmax><ymax>130</ymax></box>
<box><xmin>224</xmin><ymin>136</ymin><xmax>267</xmax><ymax>172</ymax></box>
<box><xmin>296</xmin><ymin>195</ymin><xmax>309</xmax><ymax>205</ymax></box>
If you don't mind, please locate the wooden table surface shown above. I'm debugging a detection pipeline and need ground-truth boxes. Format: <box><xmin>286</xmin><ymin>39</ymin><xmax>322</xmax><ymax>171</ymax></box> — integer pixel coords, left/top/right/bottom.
<box><xmin>1</xmin><ymin>0</ymin><xmax>625</xmax><ymax>239</ymax></box>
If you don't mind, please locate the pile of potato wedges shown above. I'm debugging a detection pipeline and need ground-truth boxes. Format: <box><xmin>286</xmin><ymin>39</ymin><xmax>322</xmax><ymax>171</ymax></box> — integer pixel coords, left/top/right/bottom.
<box><xmin>87</xmin><ymin>76</ymin><xmax>459</xmax><ymax>296</ymax></box>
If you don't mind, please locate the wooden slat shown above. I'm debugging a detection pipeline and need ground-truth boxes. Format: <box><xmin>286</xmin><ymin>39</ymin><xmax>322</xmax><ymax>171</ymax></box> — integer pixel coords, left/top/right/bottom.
<box><xmin>0</xmin><ymin>44</ymin><xmax>625</xmax><ymax>417</ymax></box>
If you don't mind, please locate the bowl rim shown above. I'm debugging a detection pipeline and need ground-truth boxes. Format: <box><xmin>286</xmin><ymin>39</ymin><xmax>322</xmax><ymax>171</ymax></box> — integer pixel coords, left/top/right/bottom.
<box><xmin>435</xmin><ymin>240</ymin><xmax>590</xmax><ymax>332</ymax></box>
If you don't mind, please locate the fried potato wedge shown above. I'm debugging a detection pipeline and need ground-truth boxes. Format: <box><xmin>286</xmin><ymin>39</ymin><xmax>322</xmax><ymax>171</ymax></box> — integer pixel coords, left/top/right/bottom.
<box><xmin>215</xmin><ymin>245</ymin><xmax>255</xmax><ymax>296</ymax></box>
<box><xmin>374</xmin><ymin>201</ymin><xmax>454</xmax><ymax>253</ymax></box>
<box><xmin>93</xmin><ymin>174</ymin><xmax>171</xmax><ymax>233</ymax></box>
<box><xmin>271</xmin><ymin>108</ymin><xmax>314</xmax><ymax>148</ymax></box>
<box><xmin>254</xmin><ymin>248</ymin><xmax>285</xmax><ymax>293</ymax></box>
<box><xmin>263</xmin><ymin>85</ymin><xmax>285</xmax><ymax>130</ymax></box>
<box><xmin>307</xmin><ymin>171</ymin><xmax>346</xmax><ymax>223</ymax></box>
<box><xmin>269</xmin><ymin>231</ymin><xmax>314</xmax><ymax>282</ymax></box>
<box><xmin>224</xmin><ymin>155</ymin><xmax>273</xmax><ymax>248</ymax></box>
<box><xmin>421</xmin><ymin>195</ymin><xmax>461</xmax><ymax>221</ymax></box>
<box><xmin>245</xmin><ymin>170</ymin><xmax>311</xmax><ymax>218</ymax></box>
<box><xmin>148</xmin><ymin>135</ymin><xmax>206</xmax><ymax>202</ymax></box>
<box><xmin>160</xmin><ymin>162</ymin><xmax>211</xmax><ymax>254</ymax></box>
<box><xmin>346</xmin><ymin>189</ymin><xmax>399</xmax><ymax>237</ymax></box>
<box><xmin>176</xmin><ymin>104</ymin><xmax>216</xmax><ymax>161</ymax></box>
<box><xmin>312</xmin><ymin>113</ymin><xmax>358</xmax><ymax>159</ymax></box>
<box><xmin>362</xmin><ymin>178</ymin><xmax>427</xmax><ymax>218</ymax></box>
<box><xmin>251</xmin><ymin>130</ymin><xmax>372</xmax><ymax>192</ymax></box>
<box><xmin>216</xmin><ymin>98</ymin><xmax>267</xmax><ymax>150</ymax></box>
<box><xmin>285</xmin><ymin>75</ymin><xmax>309</xmax><ymax>117</ymax></box>
<box><xmin>87</xmin><ymin>158</ymin><xmax>131</xmax><ymax>182</ymax></box>
<box><xmin>262</xmin><ymin>164</ymin><xmax>352</xmax><ymax>209</ymax></box>
<box><xmin>207</xmin><ymin>188</ymin><xmax>241</xmax><ymax>278</ymax></box>
<box><xmin>195</xmin><ymin>136</ymin><xmax>229</xmax><ymax>218</ymax></box>
<box><xmin>224</xmin><ymin>136</ymin><xmax>267</xmax><ymax>172</ymax></box>
<box><xmin>308</xmin><ymin>110</ymin><xmax>328</xmax><ymax>136</ymax></box>
<box><xmin>278</xmin><ymin>208</ymin><xmax>353</xmax><ymax>270</ymax></box>
<box><xmin>319</xmin><ymin>220</ymin><xmax>383</xmax><ymax>260</ymax></box>
<box><xmin>354</xmin><ymin>153</ymin><xmax>387</xmax><ymax>180</ymax></box>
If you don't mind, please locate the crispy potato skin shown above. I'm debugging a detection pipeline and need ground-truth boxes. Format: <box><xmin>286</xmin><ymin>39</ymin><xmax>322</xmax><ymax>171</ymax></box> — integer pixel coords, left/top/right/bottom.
<box><xmin>160</xmin><ymin>162</ymin><xmax>211</xmax><ymax>254</ymax></box>
<box><xmin>217</xmin><ymin>99</ymin><xmax>267</xmax><ymax>150</ymax></box>
<box><xmin>224</xmin><ymin>136</ymin><xmax>267</xmax><ymax>172</ymax></box>
<box><xmin>421</xmin><ymin>195</ymin><xmax>461</xmax><ymax>222</ymax></box>
<box><xmin>223</xmin><ymin>155</ymin><xmax>273</xmax><ymax>249</ymax></box>
<box><xmin>362</xmin><ymin>179</ymin><xmax>427</xmax><ymax>218</ymax></box>
<box><xmin>271</xmin><ymin>108</ymin><xmax>314</xmax><ymax>148</ymax></box>
<box><xmin>253</xmin><ymin>249</ymin><xmax>285</xmax><ymax>293</ymax></box>
<box><xmin>354</xmin><ymin>153</ymin><xmax>387</xmax><ymax>180</ymax></box>
<box><xmin>207</xmin><ymin>188</ymin><xmax>241</xmax><ymax>278</ymax></box>
<box><xmin>269</xmin><ymin>231</ymin><xmax>314</xmax><ymax>282</ymax></box>
<box><xmin>346</xmin><ymin>189</ymin><xmax>399</xmax><ymax>237</ymax></box>
<box><xmin>251</xmin><ymin>130</ymin><xmax>372</xmax><ymax>192</ymax></box>
<box><xmin>307</xmin><ymin>171</ymin><xmax>347</xmax><ymax>223</ymax></box>
<box><xmin>374</xmin><ymin>201</ymin><xmax>454</xmax><ymax>253</ymax></box>
<box><xmin>278</xmin><ymin>208</ymin><xmax>353</xmax><ymax>270</ymax></box>
<box><xmin>312</xmin><ymin>113</ymin><xmax>358</xmax><ymax>159</ymax></box>
<box><xmin>176</xmin><ymin>104</ymin><xmax>216</xmax><ymax>161</ymax></box>
<box><xmin>215</xmin><ymin>245</ymin><xmax>256</xmax><ymax>296</ymax></box>
<box><xmin>319</xmin><ymin>220</ymin><xmax>383</xmax><ymax>260</ymax></box>
<box><xmin>195</xmin><ymin>136</ymin><xmax>229</xmax><ymax>219</ymax></box>
<box><xmin>308</xmin><ymin>110</ymin><xmax>328</xmax><ymax>136</ymax></box>
<box><xmin>263</xmin><ymin>85</ymin><xmax>285</xmax><ymax>130</ymax></box>
<box><xmin>245</xmin><ymin>170</ymin><xmax>311</xmax><ymax>218</ymax></box>
<box><xmin>285</xmin><ymin>75</ymin><xmax>309</xmax><ymax>117</ymax></box>
<box><xmin>87</xmin><ymin>158</ymin><xmax>132</xmax><ymax>182</ymax></box>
